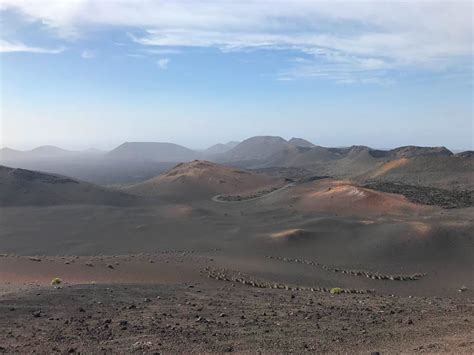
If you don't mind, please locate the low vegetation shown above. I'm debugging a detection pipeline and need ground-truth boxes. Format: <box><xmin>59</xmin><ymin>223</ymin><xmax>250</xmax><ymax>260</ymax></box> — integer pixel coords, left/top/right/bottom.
<box><xmin>51</xmin><ymin>277</ymin><xmax>62</xmax><ymax>286</ymax></box>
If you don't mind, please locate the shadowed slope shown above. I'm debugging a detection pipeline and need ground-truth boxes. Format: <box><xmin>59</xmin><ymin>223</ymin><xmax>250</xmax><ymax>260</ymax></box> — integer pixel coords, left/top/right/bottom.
<box><xmin>0</xmin><ymin>165</ymin><xmax>138</xmax><ymax>206</ymax></box>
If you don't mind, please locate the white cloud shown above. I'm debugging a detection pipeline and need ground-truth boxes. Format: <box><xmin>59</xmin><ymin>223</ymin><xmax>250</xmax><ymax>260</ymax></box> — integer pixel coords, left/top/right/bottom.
<box><xmin>0</xmin><ymin>39</ymin><xmax>64</xmax><ymax>53</ymax></box>
<box><xmin>81</xmin><ymin>50</ymin><xmax>94</xmax><ymax>59</ymax></box>
<box><xmin>145</xmin><ymin>48</ymin><xmax>181</xmax><ymax>55</ymax></box>
<box><xmin>0</xmin><ymin>1</ymin><xmax>472</xmax><ymax>81</ymax></box>
<box><xmin>157</xmin><ymin>57</ymin><xmax>170</xmax><ymax>69</ymax></box>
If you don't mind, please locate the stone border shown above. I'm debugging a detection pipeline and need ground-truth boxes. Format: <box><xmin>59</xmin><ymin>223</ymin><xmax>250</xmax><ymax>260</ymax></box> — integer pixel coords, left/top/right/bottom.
<box><xmin>266</xmin><ymin>256</ymin><xmax>426</xmax><ymax>281</ymax></box>
<box><xmin>204</xmin><ymin>267</ymin><xmax>372</xmax><ymax>294</ymax></box>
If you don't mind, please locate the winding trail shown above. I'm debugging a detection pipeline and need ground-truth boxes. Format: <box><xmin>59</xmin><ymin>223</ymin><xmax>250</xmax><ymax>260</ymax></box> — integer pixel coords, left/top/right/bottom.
<box><xmin>211</xmin><ymin>182</ymin><xmax>295</xmax><ymax>203</ymax></box>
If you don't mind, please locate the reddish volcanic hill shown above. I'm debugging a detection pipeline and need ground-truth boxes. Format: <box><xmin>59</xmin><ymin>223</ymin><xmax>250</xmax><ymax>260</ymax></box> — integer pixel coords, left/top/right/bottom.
<box><xmin>124</xmin><ymin>160</ymin><xmax>282</xmax><ymax>200</ymax></box>
<box><xmin>293</xmin><ymin>179</ymin><xmax>430</xmax><ymax>216</ymax></box>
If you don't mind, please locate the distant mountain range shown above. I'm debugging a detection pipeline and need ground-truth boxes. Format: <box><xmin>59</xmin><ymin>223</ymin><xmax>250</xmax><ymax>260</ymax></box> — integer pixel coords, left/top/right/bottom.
<box><xmin>0</xmin><ymin>146</ymin><xmax>105</xmax><ymax>160</ymax></box>
<box><xmin>1</xmin><ymin>136</ymin><xmax>472</xmax><ymax>189</ymax></box>
<box><xmin>1</xmin><ymin>137</ymin><xmax>468</xmax><ymax>164</ymax></box>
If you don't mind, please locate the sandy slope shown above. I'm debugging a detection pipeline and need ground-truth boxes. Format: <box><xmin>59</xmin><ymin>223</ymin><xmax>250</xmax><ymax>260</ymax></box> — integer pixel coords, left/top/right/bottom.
<box><xmin>292</xmin><ymin>179</ymin><xmax>431</xmax><ymax>216</ymax></box>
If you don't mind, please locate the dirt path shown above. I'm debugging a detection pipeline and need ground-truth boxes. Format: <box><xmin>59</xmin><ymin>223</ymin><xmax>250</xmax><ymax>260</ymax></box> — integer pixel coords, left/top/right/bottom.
<box><xmin>211</xmin><ymin>182</ymin><xmax>295</xmax><ymax>203</ymax></box>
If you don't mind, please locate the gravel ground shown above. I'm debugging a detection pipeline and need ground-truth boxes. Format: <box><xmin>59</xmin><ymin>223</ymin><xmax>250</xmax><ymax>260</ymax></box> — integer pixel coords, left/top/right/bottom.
<box><xmin>0</xmin><ymin>281</ymin><xmax>472</xmax><ymax>354</ymax></box>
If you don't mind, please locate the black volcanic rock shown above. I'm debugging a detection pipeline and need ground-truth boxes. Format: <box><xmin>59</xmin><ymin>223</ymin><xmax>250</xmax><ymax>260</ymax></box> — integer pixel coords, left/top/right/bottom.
<box><xmin>371</xmin><ymin>146</ymin><xmax>453</xmax><ymax>159</ymax></box>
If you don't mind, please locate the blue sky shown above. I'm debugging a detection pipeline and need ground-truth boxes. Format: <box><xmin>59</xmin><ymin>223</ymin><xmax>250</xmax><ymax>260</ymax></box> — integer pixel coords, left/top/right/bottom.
<box><xmin>0</xmin><ymin>1</ymin><xmax>472</xmax><ymax>150</ymax></box>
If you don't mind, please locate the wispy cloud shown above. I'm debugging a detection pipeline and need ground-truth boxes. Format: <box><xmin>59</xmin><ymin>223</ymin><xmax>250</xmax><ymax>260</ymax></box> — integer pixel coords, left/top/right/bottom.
<box><xmin>145</xmin><ymin>48</ymin><xmax>182</xmax><ymax>55</ymax></box>
<box><xmin>0</xmin><ymin>39</ymin><xmax>64</xmax><ymax>54</ymax></box>
<box><xmin>0</xmin><ymin>1</ymin><xmax>472</xmax><ymax>82</ymax></box>
<box><xmin>157</xmin><ymin>57</ymin><xmax>170</xmax><ymax>69</ymax></box>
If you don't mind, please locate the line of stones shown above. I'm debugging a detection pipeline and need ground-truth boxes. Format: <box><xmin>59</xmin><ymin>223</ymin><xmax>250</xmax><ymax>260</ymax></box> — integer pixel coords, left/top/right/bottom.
<box><xmin>266</xmin><ymin>256</ymin><xmax>426</xmax><ymax>281</ymax></box>
<box><xmin>204</xmin><ymin>267</ymin><xmax>372</xmax><ymax>294</ymax></box>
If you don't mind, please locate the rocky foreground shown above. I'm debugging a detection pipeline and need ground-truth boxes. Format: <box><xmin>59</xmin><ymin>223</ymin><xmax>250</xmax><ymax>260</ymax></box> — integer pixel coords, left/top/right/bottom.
<box><xmin>0</xmin><ymin>280</ymin><xmax>472</xmax><ymax>354</ymax></box>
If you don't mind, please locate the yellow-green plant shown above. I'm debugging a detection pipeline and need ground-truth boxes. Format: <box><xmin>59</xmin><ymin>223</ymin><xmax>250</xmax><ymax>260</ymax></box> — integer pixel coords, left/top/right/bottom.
<box><xmin>51</xmin><ymin>277</ymin><xmax>62</xmax><ymax>286</ymax></box>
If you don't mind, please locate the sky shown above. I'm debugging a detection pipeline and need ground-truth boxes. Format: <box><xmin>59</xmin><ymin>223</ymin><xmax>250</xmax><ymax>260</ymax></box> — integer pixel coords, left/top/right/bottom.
<box><xmin>0</xmin><ymin>0</ymin><xmax>472</xmax><ymax>151</ymax></box>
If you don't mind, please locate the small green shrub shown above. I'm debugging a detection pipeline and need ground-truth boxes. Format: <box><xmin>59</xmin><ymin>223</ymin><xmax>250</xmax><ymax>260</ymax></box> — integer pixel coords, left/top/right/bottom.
<box><xmin>51</xmin><ymin>277</ymin><xmax>62</xmax><ymax>286</ymax></box>
<box><xmin>330</xmin><ymin>287</ymin><xmax>343</xmax><ymax>295</ymax></box>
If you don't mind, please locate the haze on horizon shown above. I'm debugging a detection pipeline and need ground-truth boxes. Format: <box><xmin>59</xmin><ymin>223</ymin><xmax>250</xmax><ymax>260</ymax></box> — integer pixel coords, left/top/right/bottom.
<box><xmin>0</xmin><ymin>0</ymin><xmax>473</xmax><ymax>151</ymax></box>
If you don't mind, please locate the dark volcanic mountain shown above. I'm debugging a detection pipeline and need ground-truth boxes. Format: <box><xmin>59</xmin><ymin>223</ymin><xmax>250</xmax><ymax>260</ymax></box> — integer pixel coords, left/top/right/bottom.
<box><xmin>0</xmin><ymin>165</ymin><xmax>138</xmax><ymax>206</ymax></box>
<box><xmin>288</xmin><ymin>137</ymin><xmax>315</xmax><ymax>148</ymax></box>
<box><xmin>219</xmin><ymin>136</ymin><xmax>289</xmax><ymax>162</ymax></box>
<box><xmin>204</xmin><ymin>141</ymin><xmax>240</xmax><ymax>155</ymax></box>
<box><xmin>370</xmin><ymin>146</ymin><xmax>453</xmax><ymax>159</ymax></box>
<box><xmin>248</xmin><ymin>144</ymin><xmax>469</xmax><ymax>187</ymax></box>
<box><xmin>107</xmin><ymin>142</ymin><xmax>199</xmax><ymax>162</ymax></box>
<box><xmin>455</xmin><ymin>150</ymin><xmax>474</xmax><ymax>158</ymax></box>
<box><xmin>259</xmin><ymin>145</ymin><xmax>340</xmax><ymax>168</ymax></box>
<box><xmin>360</xmin><ymin>153</ymin><xmax>474</xmax><ymax>190</ymax></box>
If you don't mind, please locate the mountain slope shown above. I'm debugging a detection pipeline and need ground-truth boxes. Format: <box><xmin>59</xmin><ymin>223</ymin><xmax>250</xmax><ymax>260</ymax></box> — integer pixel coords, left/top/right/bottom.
<box><xmin>107</xmin><ymin>142</ymin><xmax>199</xmax><ymax>162</ymax></box>
<box><xmin>124</xmin><ymin>160</ymin><xmax>281</xmax><ymax>200</ymax></box>
<box><xmin>288</xmin><ymin>138</ymin><xmax>315</xmax><ymax>148</ymax></box>
<box><xmin>0</xmin><ymin>148</ymin><xmax>24</xmax><ymax>161</ymax></box>
<box><xmin>360</xmin><ymin>154</ymin><xmax>474</xmax><ymax>190</ymax></box>
<box><xmin>370</xmin><ymin>146</ymin><xmax>453</xmax><ymax>159</ymax></box>
<box><xmin>29</xmin><ymin>146</ymin><xmax>77</xmax><ymax>158</ymax></box>
<box><xmin>0</xmin><ymin>146</ymin><xmax>106</xmax><ymax>161</ymax></box>
<box><xmin>218</xmin><ymin>136</ymin><xmax>289</xmax><ymax>162</ymax></box>
<box><xmin>204</xmin><ymin>141</ymin><xmax>240</xmax><ymax>155</ymax></box>
<box><xmin>0</xmin><ymin>165</ymin><xmax>138</xmax><ymax>206</ymax></box>
<box><xmin>259</xmin><ymin>145</ymin><xmax>340</xmax><ymax>168</ymax></box>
